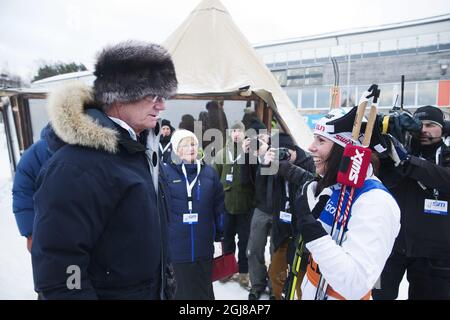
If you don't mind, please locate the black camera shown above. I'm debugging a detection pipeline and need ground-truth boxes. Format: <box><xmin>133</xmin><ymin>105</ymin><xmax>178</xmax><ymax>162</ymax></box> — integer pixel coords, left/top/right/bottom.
<box><xmin>273</xmin><ymin>147</ymin><xmax>291</xmax><ymax>161</ymax></box>
<box><xmin>377</xmin><ymin>109</ymin><xmax>423</xmax><ymax>144</ymax></box>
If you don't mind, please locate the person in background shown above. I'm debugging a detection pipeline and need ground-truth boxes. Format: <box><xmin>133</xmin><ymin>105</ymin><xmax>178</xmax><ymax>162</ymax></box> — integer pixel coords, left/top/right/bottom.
<box><xmin>179</xmin><ymin>114</ymin><xmax>195</xmax><ymax>133</ymax></box>
<box><xmin>163</xmin><ymin>129</ymin><xmax>225</xmax><ymax>299</ymax></box>
<box><xmin>263</xmin><ymin>133</ymin><xmax>315</xmax><ymax>300</ymax></box>
<box><xmin>373</xmin><ymin>105</ymin><xmax>450</xmax><ymax>300</ymax></box>
<box><xmin>242</xmin><ymin>131</ymin><xmax>277</xmax><ymax>300</ymax></box>
<box><xmin>214</xmin><ymin>121</ymin><xmax>253</xmax><ymax>289</ymax></box>
<box><xmin>205</xmin><ymin>100</ymin><xmax>228</xmax><ymax>156</ymax></box>
<box><xmin>159</xmin><ymin>119</ymin><xmax>175</xmax><ymax>163</ymax></box>
<box><xmin>12</xmin><ymin>124</ymin><xmax>53</xmax><ymax>253</ymax></box>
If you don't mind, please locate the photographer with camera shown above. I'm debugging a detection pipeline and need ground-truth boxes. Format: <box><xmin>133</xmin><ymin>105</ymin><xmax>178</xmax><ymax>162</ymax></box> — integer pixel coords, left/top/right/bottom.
<box><xmin>244</xmin><ymin>132</ymin><xmax>314</xmax><ymax>299</ymax></box>
<box><xmin>373</xmin><ymin>105</ymin><xmax>450</xmax><ymax>300</ymax></box>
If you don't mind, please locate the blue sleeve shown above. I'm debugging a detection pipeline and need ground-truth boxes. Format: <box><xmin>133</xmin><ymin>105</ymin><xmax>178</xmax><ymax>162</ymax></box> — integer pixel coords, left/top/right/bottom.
<box><xmin>32</xmin><ymin>161</ymin><xmax>112</xmax><ymax>299</ymax></box>
<box><xmin>12</xmin><ymin>140</ymin><xmax>51</xmax><ymax>237</ymax></box>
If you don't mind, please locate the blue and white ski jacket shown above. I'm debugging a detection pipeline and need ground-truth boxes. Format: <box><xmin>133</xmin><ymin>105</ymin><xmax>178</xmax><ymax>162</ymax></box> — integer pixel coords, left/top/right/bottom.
<box><xmin>301</xmin><ymin>166</ymin><xmax>401</xmax><ymax>300</ymax></box>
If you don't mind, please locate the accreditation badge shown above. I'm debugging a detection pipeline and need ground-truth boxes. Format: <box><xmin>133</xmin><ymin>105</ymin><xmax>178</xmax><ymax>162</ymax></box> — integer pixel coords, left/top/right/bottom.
<box><xmin>424</xmin><ymin>199</ymin><xmax>448</xmax><ymax>216</ymax></box>
<box><xmin>280</xmin><ymin>211</ymin><xmax>292</xmax><ymax>223</ymax></box>
<box><xmin>183</xmin><ymin>213</ymin><xmax>199</xmax><ymax>224</ymax></box>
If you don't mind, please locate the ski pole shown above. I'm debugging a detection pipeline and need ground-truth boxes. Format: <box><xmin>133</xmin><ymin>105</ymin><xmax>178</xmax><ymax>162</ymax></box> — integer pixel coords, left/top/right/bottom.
<box><xmin>281</xmin><ymin>235</ymin><xmax>304</xmax><ymax>300</ymax></box>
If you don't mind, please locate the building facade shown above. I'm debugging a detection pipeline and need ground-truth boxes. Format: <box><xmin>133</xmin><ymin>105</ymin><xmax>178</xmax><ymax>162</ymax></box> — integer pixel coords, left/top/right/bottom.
<box><xmin>254</xmin><ymin>14</ymin><xmax>450</xmax><ymax>126</ymax></box>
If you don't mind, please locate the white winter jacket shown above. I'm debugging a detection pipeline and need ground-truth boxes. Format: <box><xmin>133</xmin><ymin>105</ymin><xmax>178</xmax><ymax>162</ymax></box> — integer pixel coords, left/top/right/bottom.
<box><xmin>301</xmin><ymin>167</ymin><xmax>401</xmax><ymax>300</ymax></box>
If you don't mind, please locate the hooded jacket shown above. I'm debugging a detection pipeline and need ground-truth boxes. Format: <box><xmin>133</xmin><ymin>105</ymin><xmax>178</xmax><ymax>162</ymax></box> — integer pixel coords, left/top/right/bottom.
<box><xmin>31</xmin><ymin>82</ymin><xmax>171</xmax><ymax>300</ymax></box>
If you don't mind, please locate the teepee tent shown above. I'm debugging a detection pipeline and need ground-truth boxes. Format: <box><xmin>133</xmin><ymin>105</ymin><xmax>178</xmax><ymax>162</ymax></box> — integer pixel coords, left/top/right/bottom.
<box><xmin>163</xmin><ymin>0</ymin><xmax>312</xmax><ymax>149</ymax></box>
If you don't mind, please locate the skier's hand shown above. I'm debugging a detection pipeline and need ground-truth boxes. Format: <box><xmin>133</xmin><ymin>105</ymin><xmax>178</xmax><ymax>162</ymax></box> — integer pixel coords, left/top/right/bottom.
<box><xmin>295</xmin><ymin>181</ymin><xmax>331</xmax><ymax>243</ymax></box>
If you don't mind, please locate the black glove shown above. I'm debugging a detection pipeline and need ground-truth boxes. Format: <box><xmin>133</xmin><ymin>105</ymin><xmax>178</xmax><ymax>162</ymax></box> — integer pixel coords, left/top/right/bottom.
<box><xmin>278</xmin><ymin>160</ymin><xmax>291</xmax><ymax>177</ymax></box>
<box><xmin>163</xmin><ymin>263</ymin><xmax>177</xmax><ymax>300</ymax></box>
<box><xmin>388</xmin><ymin>134</ymin><xmax>410</xmax><ymax>166</ymax></box>
<box><xmin>439</xmin><ymin>145</ymin><xmax>450</xmax><ymax>167</ymax></box>
<box><xmin>295</xmin><ymin>181</ymin><xmax>331</xmax><ymax>244</ymax></box>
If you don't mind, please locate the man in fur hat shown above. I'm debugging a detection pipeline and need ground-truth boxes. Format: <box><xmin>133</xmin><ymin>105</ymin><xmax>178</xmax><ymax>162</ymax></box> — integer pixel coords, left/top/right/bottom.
<box><xmin>31</xmin><ymin>40</ymin><xmax>177</xmax><ymax>299</ymax></box>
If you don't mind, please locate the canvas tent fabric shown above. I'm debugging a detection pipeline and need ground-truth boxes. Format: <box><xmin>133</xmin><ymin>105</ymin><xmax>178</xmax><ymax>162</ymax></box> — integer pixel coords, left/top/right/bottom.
<box><xmin>163</xmin><ymin>0</ymin><xmax>312</xmax><ymax>149</ymax></box>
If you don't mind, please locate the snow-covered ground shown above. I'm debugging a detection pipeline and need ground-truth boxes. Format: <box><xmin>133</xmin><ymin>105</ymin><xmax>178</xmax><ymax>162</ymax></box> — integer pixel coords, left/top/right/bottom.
<box><xmin>0</xmin><ymin>123</ymin><xmax>407</xmax><ymax>300</ymax></box>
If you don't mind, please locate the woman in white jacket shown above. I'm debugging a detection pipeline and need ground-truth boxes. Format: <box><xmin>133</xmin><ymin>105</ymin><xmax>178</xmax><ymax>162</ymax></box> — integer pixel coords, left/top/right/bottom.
<box><xmin>297</xmin><ymin>107</ymin><xmax>401</xmax><ymax>300</ymax></box>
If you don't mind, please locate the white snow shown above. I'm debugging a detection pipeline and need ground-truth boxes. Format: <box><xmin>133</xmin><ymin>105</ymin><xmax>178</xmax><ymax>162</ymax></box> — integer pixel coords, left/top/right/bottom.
<box><xmin>0</xmin><ymin>123</ymin><xmax>407</xmax><ymax>300</ymax></box>
<box><xmin>0</xmin><ymin>125</ymin><xmax>36</xmax><ymax>299</ymax></box>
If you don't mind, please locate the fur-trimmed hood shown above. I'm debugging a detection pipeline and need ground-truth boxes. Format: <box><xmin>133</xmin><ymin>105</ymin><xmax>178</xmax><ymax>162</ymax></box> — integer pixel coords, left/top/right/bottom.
<box><xmin>47</xmin><ymin>81</ymin><xmax>119</xmax><ymax>153</ymax></box>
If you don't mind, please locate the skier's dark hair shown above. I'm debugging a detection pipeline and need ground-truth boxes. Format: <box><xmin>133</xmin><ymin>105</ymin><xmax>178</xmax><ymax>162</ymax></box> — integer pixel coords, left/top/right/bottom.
<box><xmin>316</xmin><ymin>143</ymin><xmax>380</xmax><ymax>196</ymax></box>
<box><xmin>316</xmin><ymin>143</ymin><xmax>344</xmax><ymax>196</ymax></box>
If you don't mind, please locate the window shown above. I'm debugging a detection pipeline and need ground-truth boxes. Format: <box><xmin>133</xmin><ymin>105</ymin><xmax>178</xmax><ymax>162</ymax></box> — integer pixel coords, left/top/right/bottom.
<box><xmin>302</xmin><ymin>48</ymin><xmax>315</xmax><ymax>64</ymax></box>
<box><xmin>340</xmin><ymin>86</ymin><xmax>356</xmax><ymax>107</ymax></box>
<box><xmin>398</xmin><ymin>36</ymin><xmax>417</xmax><ymax>54</ymax></box>
<box><xmin>287</xmin><ymin>51</ymin><xmax>301</xmax><ymax>63</ymax></box>
<box><xmin>392</xmin><ymin>82</ymin><xmax>416</xmax><ymax>108</ymax></box>
<box><xmin>417</xmin><ymin>82</ymin><xmax>437</xmax><ymax>106</ymax></box>
<box><xmin>306</xmin><ymin>66</ymin><xmax>322</xmax><ymax>75</ymax></box>
<box><xmin>439</xmin><ymin>31</ymin><xmax>450</xmax><ymax>50</ymax></box>
<box><xmin>331</xmin><ymin>45</ymin><xmax>346</xmax><ymax>58</ymax></box>
<box><xmin>363</xmin><ymin>41</ymin><xmax>379</xmax><ymax>57</ymax></box>
<box><xmin>272</xmin><ymin>70</ymin><xmax>287</xmax><ymax>86</ymax></box>
<box><xmin>287</xmin><ymin>68</ymin><xmax>304</xmax><ymax>77</ymax></box>
<box><xmin>316</xmin><ymin>47</ymin><xmax>330</xmax><ymax>61</ymax></box>
<box><xmin>418</xmin><ymin>34</ymin><xmax>438</xmax><ymax>52</ymax></box>
<box><xmin>402</xmin><ymin>82</ymin><xmax>416</xmax><ymax>107</ymax></box>
<box><xmin>350</xmin><ymin>43</ymin><xmax>362</xmax><ymax>59</ymax></box>
<box><xmin>301</xmin><ymin>88</ymin><xmax>315</xmax><ymax>108</ymax></box>
<box><xmin>380</xmin><ymin>39</ymin><xmax>397</xmax><ymax>55</ymax></box>
<box><xmin>308</xmin><ymin>78</ymin><xmax>323</xmax><ymax>86</ymax></box>
<box><xmin>378</xmin><ymin>84</ymin><xmax>395</xmax><ymax>107</ymax></box>
<box><xmin>418</xmin><ymin>34</ymin><xmax>438</xmax><ymax>47</ymax></box>
<box><xmin>275</xmin><ymin>52</ymin><xmax>287</xmax><ymax>63</ymax></box>
<box><xmin>285</xmin><ymin>88</ymin><xmax>299</xmax><ymax>107</ymax></box>
<box><xmin>287</xmin><ymin>51</ymin><xmax>301</xmax><ymax>66</ymax></box>
<box><xmin>287</xmin><ymin>78</ymin><xmax>304</xmax><ymax>87</ymax></box>
<box><xmin>316</xmin><ymin>87</ymin><xmax>331</xmax><ymax>109</ymax></box>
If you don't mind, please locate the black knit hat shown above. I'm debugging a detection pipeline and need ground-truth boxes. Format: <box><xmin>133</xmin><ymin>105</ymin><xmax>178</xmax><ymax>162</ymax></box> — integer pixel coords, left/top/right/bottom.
<box><xmin>414</xmin><ymin>105</ymin><xmax>444</xmax><ymax>128</ymax></box>
<box><xmin>161</xmin><ymin>119</ymin><xmax>175</xmax><ymax>132</ymax></box>
<box><xmin>275</xmin><ymin>133</ymin><xmax>295</xmax><ymax>150</ymax></box>
<box><xmin>94</xmin><ymin>40</ymin><xmax>178</xmax><ymax>106</ymax></box>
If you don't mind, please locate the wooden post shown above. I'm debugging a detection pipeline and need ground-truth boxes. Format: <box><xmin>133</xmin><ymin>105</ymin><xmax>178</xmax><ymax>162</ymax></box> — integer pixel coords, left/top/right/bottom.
<box><xmin>256</xmin><ymin>97</ymin><xmax>264</xmax><ymax>123</ymax></box>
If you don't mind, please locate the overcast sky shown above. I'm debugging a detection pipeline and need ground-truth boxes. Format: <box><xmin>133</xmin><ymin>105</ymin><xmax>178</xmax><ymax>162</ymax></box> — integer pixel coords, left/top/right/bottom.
<box><xmin>1</xmin><ymin>0</ymin><xmax>449</xmax><ymax>81</ymax></box>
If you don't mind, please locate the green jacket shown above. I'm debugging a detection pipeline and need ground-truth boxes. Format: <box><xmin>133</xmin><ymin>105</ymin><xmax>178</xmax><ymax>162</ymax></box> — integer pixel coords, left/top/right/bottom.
<box><xmin>214</xmin><ymin>143</ymin><xmax>255</xmax><ymax>214</ymax></box>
